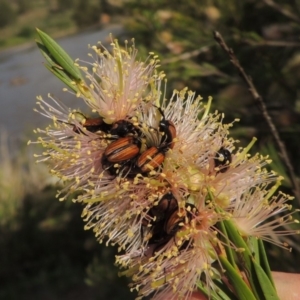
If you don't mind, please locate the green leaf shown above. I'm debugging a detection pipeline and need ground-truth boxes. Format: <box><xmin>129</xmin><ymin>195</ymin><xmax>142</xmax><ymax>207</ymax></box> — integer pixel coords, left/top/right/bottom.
<box><xmin>213</xmin><ymin>279</ymin><xmax>239</xmax><ymax>300</ymax></box>
<box><xmin>223</xmin><ymin>219</ymin><xmax>252</xmax><ymax>268</ymax></box>
<box><xmin>250</xmin><ymin>236</ymin><xmax>260</xmax><ymax>264</ymax></box>
<box><xmin>197</xmin><ymin>279</ymin><xmax>235</xmax><ymax>300</ymax></box>
<box><xmin>257</xmin><ymin>239</ymin><xmax>275</xmax><ymax>288</ymax></box>
<box><xmin>219</xmin><ymin>254</ymin><xmax>256</xmax><ymax>300</ymax></box>
<box><xmin>36</xmin><ymin>41</ymin><xmax>58</xmax><ymax>66</ymax></box>
<box><xmin>223</xmin><ymin>220</ymin><xmax>261</xmax><ymax>299</ymax></box>
<box><xmin>44</xmin><ymin>65</ymin><xmax>79</xmax><ymax>93</ymax></box>
<box><xmin>216</xmin><ymin>219</ymin><xmax>236</xmax><ymax>267</ymax></box>
<box><xmin>36</xmin><ymin>28</ymin><xmax>83</xmax><ymax>82</ymax></box>
<box><xmin>251</xmin><ymin>259</ymin><xmax>280</xmax><ymax>300</ymax></box>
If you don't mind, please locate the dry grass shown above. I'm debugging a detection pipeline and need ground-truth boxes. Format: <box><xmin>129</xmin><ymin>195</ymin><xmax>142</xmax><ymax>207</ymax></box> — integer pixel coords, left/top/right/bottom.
<box><xmin>0</xmin><ymin>130</ymin><xmax>54</xmax><ymax>227</ymax></box>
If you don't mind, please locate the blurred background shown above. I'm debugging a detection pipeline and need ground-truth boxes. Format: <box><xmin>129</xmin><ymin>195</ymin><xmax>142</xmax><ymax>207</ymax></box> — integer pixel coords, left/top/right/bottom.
<box><xmin>1</xmin><ymin>0</ymin><xmax>300</xmax><ymax>299</ymax></box>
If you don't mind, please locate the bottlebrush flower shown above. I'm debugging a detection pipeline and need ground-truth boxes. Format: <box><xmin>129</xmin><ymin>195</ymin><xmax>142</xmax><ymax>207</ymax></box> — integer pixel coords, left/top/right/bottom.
<box><xmin>113</xmin><ymin>88</ymin><xmax>298</xmax><ymax>299</ymax></box>
<box><xmin>32</xmin><ymin>30</ymin><xmax>299</xmax><ymax>300</ymax></box>
<box><xmin>32</xmin><ymin>94</ymin><xmax>113</xmax><ymax>199</ymax></box>
<box><xmin>31</xmin><ymin>40</ymin><xmax>162</xmax><ymax>199</ymax></box>
<box><xmin>226</xmin><ymin>178</ymin><xmax>300</xmax><ymax>249</ymax></box>
<box><xmin>76</xmin><ymin>40</ymin><xmax>163</xmax><ymax>124</ymax></box>
<box><xmin>30</xmin><ymin>42</ymin><xmax>168</xmax><ymax>255</ymax></box>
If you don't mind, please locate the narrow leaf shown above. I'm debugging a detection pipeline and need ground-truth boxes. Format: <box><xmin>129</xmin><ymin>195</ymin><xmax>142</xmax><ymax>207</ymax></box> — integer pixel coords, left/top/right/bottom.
<box><xmin>213</xmin><ymin>279</ymin><xmax>239</xmax><ymax>300</ymax></box>
<box><xmin>223</xmin><ymin>220</ymin><xmax>261</xmax><ymax>299</ymax></box>
<box><xmin>257</xmin><ymin>239</ymin><xmax>275</xmax><ymax>288</ymax></box>
<box><xmin>215</xmin><ymin>217</ymin><xmax>236</xmax><ymax>267</ymax></box>
<box><xmin>44</xmin><ymin>65</ymin><xmax>79</xmax><ymax>93</ymax></box>
<box><xmin>251</xmin><ymin>259</ymin><xmax>280</xmax><ymax>300</ymax></box>
<box><xmin>36</xmin><ymin>41</ymin><xmax>58</xmax><ymax>66</ymax></box>
<box><xmin>197</xmin><ymin>280</ymin><xmax>233</xmax><ymax>300</ymax></box>
<box><xmin>36</xmin><ymin>28</ymin><xmax>83</xmax><ymax>81</ymax></box>
<box><xmin>219</xmin><ymin>255</ymin><xmax>256</xmax><ymax>300</ymax></box>
<box><xmin>250</xmin><ymin>236</ymin><xmax>260</xmax><ymax>264</ymax></box>
<box><xmin>223</xmin><ymin>219</ymin><xmax>252</xmax><ymax>269</ymax></box>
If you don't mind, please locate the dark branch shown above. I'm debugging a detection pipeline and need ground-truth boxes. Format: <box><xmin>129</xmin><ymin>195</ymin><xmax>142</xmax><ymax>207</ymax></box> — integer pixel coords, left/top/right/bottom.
<box><xmin>213</xmin><ymin>31</ymin><xmax>300</xmax><ymax>202</ymax></box>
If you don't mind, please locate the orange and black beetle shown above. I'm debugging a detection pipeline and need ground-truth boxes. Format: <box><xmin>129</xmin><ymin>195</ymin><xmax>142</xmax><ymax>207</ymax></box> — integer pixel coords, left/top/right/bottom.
<box><xmin>157</xmin><ymin>107</ymin><xmax>176</xmax><ymax>150</ymax></box>
<box><xmin>72</xmin><ymin>112</ymin><xmax>112</xmax><ymax>134</ymax></box>
<box><xmin>141</xmin><ymin>192</ymin><xmax>178</xmax><ymax>227</ymax></box>
<box><xmin>135</xmin><ymin>146</ymin><xmax>166</xmax><ymax>174</ymax></box>
<box><xmin>164</xmin><ymin>203</ymin><xmax>198</xmax><ymax>236</ymax></box>
<box><xmin>134</xmin><ymin>107</ymin><xmax>176</xmax><ymax>175</ymax></box>
<box><xmin>110</xmin><ymin>119</ymin><xmax>141</xmax><ymax>137</ymax></box>
<box><xmin>72</xmin><ymin>112</ymin><xmax>141</xmax><ymax>138</ymax></box>
<box><xmin>101</xmin><ymin>136</ymin><xmax>141</xmax><ymax>175</ymax></box>
<box><xmin>214</xmin><ymin>147</ymin><xmax>232</xmax><ymax>173</ymax></box>
<box><xmin>151</xmin><ymin>192</ymin><xmax>178</xmax><ymax>222</ymax></box>
<box><xmin>148</xmin><ymin>202</ymin><xmax>198</xmax><ymax>248</ymax></box>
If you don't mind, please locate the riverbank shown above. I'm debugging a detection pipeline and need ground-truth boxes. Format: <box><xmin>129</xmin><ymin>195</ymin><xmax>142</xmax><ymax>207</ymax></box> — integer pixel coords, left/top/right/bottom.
<box><xmin>0</xmin><ymin>23</ymin><xmax>124</xmax><ymax>143</ymax></box>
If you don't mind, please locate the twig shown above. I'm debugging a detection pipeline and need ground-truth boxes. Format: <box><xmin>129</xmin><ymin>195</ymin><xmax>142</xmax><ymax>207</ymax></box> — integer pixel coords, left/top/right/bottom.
<box><xmin>213</xmin><ymin>31</ymin><xmax>300</xmax><ymax>202</ymax></box>
<box><xmin>262</xmin><ymin>0</ymin><xmax>300</xmax><ymax>23</ymax></box>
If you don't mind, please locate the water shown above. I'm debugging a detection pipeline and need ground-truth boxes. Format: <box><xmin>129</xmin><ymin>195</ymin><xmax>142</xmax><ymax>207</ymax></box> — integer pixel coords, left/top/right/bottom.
<box><xmin>0</xmin><ymin>24</ymin><xmax>124</xmax><ymax>144</ymax></box>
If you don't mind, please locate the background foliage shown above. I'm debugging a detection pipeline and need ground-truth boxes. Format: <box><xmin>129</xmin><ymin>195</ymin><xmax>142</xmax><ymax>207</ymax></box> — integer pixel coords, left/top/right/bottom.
<box><xmin>1</xmin><ymin>0</ymin><xmax>300</xmax><ymax>299</ymax></box>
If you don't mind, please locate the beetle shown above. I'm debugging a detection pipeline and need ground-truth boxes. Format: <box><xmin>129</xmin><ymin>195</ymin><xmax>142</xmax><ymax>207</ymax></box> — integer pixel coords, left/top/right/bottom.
<box><xmin>149</xmin><ymin>203</ymin><xmax>198</xmax><ymax>249</ymax></box>
<box><xmin>164</xmin><ymin>203</ymin><xmax>199</xmax><ymax>236</ymax></box>
<box><xmin>101</xmin><ymin>136</ymin><xmax>141</xmax><ymax>175</ymax></box>
<box><xmin>214</xmin><ymin>147</ymin><xmax>232</xmax><ymax>173</ymax></box>
<box><xmin>157</xmin><ymin>106</ymin><xmax>176</xmax><ymax>150</ymax></box>
<box><xmin>81</xmin><ymin>117</ymin><xmax>113</xmax><ymax>133</ymax></box>
<box><xmin>72</xmin><ymin>111</ymin><xmax>141</xmax><ymax>138</ymax></box>
<box><xmin>132</xmin><ymin>107</ymin><xmax>176</xmax><ymax>175</ymax></box>
<box><xmin>141</xmin><ymin>192</ymin><xmax>178</xmax><ymax>228</ymax></box>
<box><xmin>151</xmin><ymin>192</ymin><xmax>178</xmax><ymax>223</ymax></box>
<box><xmin>71</xmin><ymin>112</ymin><xmax>112</xmax><ymax>134</ymax></box>
<box><xmin>135</xmin><ymin>146</ymin><xmax>166</xmax><ymax>174</ymax></box>
<box><xmin>110</xmin><ymin>119</ymin><xmax>141</xmax><ymax>137</ymax></box>
<box><xmin>141</xmin><ymin>191</ymin><xmax>177</xmax><ymax>226</ymax></box>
